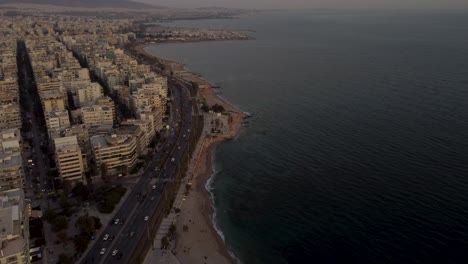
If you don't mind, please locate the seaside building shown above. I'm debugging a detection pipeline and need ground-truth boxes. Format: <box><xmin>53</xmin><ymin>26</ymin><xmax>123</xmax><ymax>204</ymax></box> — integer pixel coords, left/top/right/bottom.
<box><xmin>137</xmin><ymin>106</ymin><xmax>163</xmax><ymax>134</ymax></box>
<box><xmin>121</xmin><ymin>119</ymin><xmax>152</xmax><ymax>150</ymax></box>
<box><xmin>53</xmin><ymin>136</ymin><xmax>85</xmax><ymax>185</ymax></box>
<box><xmin>90</xmin><ymin>133</ymin><xmax>137</xmax><ymax>176</ymax></box>
<box><xmin>115</xmin><ymin>125</ymin><xmax>146</xmax><ymax>156</ymax></box>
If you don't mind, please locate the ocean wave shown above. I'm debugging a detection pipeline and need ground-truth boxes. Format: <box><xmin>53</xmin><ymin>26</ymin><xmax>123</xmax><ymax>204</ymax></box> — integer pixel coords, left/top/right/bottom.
<box><xmin>205</xmin><ymin>152</ymin><xmax>242</xmax><ymax>264</ymax></box>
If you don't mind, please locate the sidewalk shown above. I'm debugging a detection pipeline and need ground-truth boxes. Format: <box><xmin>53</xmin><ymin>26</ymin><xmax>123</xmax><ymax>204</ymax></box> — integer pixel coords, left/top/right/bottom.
<box><xmin>143</xmin><ymin>133</ymin><xmax>207</xmax><ymax>264</ymax></box>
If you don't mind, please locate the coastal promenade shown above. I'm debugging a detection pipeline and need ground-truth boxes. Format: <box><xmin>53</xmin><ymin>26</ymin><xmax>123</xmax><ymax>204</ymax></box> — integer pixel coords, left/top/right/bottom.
<box><xmin>123</xmin><ymin>41</ymin><xmax>246</xmax><ymax>264</ymax></box>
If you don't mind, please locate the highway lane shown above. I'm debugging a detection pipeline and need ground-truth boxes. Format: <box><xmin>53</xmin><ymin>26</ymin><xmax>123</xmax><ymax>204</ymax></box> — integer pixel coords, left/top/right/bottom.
<box><xmin>102</xmin><ymin>77</ymin><xmax>194</xmax><ymax>263</ymax></box>
<box><xmin>100</xmin><ymin>77</ymin><xmax>191</xmax><ymax>263</ymax></box>
<box><xmin>81</xmin><ymin>76</ymin><xmax>193</xmax><ymax>264</ymax></box>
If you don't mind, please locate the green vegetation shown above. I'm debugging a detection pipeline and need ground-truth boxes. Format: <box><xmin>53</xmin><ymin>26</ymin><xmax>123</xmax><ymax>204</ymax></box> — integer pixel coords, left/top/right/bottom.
<box><xmin>73</xmin><ymin>214</ymin><xmax>102</xmax><ymax>253</ymax></box>
<box><xmin>211</xmin><ymin>104</ymin><xmax>225</xmax><ymax>113</ymax></box>
<box><xmin>73</xmin><ymin>233</ymin><xmax>91</xmax><ymax>253</ymax></box>
<box><xmin>201</xmin><ymin>102</ymin><xmax>226</xmax><ymax>113</ymax></box>
<box><xmin>72</xmin><ymin>183</ymin><xmax>90</xmax><ymax>201</ymax></box>
<box><xmin>96</xmin><ymin>185</ymin><xmax>127</xmax><ymax>213</ymax></box>
<box><xmin>51</xmin><ymin>216</ymin><xmax>68</xmax><ymax>232</ymax></box>
<box><xmin>130</xmin><ymin>163</ymin><xmax>142</xmax><ymax>175</ymax></box>
<box><xmin>77</xmin><ymin>215</ymin><xmax>102</xmax><ymax>235</ymax></box>
<box><xmin>57</xmin><ymin>253</ymin><xmax>73</xmax><ymax>264</ymax></box>
<box><xmin>160</xmin><ymin>236</ymin><xmax>169</xmax><ymax>249</ymax></box>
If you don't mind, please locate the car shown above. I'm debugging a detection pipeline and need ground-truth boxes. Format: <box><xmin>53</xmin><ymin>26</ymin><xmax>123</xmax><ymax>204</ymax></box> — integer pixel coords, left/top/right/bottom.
<box><xmin>103</xmin><ymin>234</ymin><xmax>109</xmax><ymax>241</ymax></box>
<box><xmin>100</xmin><ymin>248</ymin><xmax>106</xmax><ymax>255</ymax></box>
<box><xmin>150</xmin><ymin>196</ymin><xmax>155</xmax><ymax>201</ymax></box>
<box><xmin>109</xmin><ymin>235</ymin><xmax>115</xmax><ymax>241</ymax></box>
<box><xmin>129</xmin><ymin>231</ymin><xmax>135</xmax><ymax>237</ymax></box>
<box><xmin>152</xmin><ymin>185</ymin><xmax>156</xmax><ymax>190</ymax></box>
<box><xmin>114</xmin><ymin>219</ymin><xmax>119</xmax><ymax>225</ymax></box>
<box><xmin>112</xmin><ymin>250</ymin><xmax>118</xmax><ymax>256</ymax></box>
<box><xmin>144</xmin><ymin>216</ymin><xmax>149</xmax><ymax>221</ymax></box>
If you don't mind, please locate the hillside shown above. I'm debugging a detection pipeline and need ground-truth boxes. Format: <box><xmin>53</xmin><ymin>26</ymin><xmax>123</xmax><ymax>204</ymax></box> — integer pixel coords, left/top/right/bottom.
<box><xmin>0</xmin><ymin>0</ymin><xmax>156</xmax><ymax>9</ymax></box>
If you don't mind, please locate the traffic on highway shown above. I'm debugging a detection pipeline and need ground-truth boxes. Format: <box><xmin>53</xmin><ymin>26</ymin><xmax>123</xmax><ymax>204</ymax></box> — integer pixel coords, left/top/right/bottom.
<box><xmin>81</xmin><ymin>77</ymin><xmax>194</xmax><ymax>264</ymax></box>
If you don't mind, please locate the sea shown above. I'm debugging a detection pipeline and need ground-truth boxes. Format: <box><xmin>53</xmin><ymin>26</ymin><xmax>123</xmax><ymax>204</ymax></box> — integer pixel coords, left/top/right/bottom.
<box><xmin>145</xmin><ymin>10</ymin><xmax>468</xmax><ymax>264</ymax></box>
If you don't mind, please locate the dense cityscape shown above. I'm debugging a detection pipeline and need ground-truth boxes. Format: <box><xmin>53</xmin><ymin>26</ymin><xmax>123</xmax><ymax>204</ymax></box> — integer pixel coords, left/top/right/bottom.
<box><xmin>0</xmin><ymin>13</ymin><xmax>239</xmax><ymax>264</ymax></box>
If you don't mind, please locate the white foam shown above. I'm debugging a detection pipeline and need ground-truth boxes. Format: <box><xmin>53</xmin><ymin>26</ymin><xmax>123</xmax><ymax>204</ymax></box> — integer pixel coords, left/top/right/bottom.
<box><xmin>205</xmin><ymin>150</ymin><xmax>242</xmax><ymax>264</ymax></box>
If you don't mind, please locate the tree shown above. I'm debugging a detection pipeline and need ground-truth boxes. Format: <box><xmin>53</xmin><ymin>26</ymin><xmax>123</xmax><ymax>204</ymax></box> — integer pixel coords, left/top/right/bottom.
<box><xmin>100</xmin><ymin>163</ymin><xmax>108</xmax><ymax>180</ymax></box>
<box><xmin>57</xmin><ymin>253</ymin><xmax>72</xmax><ymax>264</ymax></box>
<box><xmin>72</xmin><ymin>183</ymin><xmax>90</xmax><ymax>201</ymax></box>
<box><xmin>52</xmin><ymin>216</ymin><xmax>68</xmax><ymax>232</ymax></box>
<box><xmin>56</xmin><ymin>231</ymin><xmax>68</xmax><ymax>244</ymax></box>
<box><xmin>168</xmin><ymin>224</ymin><xmax>176</xmax><ymax>238</ymax></box>
<box><xmin>212</xmin><ymin>104</ymin><xmax>225</xmax><ymax>113</ymax></box>
<box><xmin>73</xmin><ymin>234</ymin><xmax>91</xmax><ymax>253</ymax></box>
<box><xmin>77</xmin><ymin>215</ymin><xmax>101</xmax><ymax>235</ymax></box>
<box><xmin>161</xmin><ymin>236</ymin><xmax>169</xmax><ymax>249</ymax></box>
<box><xmin>43</xmin><ymin>208</ymin><xmax>57</xmax><ymax>222</ymax></box>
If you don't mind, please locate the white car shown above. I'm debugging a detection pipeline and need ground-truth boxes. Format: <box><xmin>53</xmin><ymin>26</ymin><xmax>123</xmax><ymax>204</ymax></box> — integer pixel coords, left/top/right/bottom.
<box><xmin>100</xmin><ymin>248</ymin><xmax>106</xmax><ymax>255</ymax></box>
<box><xmin>112</xmin><ymin>250</ymin><xmax>118</xmax><ymax>256</ymax></box>
<box><xmin>152</xmin><ymin>185</ymin><xmax>156</xmax><ymax>190</ymax></box>
<box><xmin>114</xmin><ymin>219</ymin><xmax>119</xmax><ymax>225</ymax></box>
<box><xmin>144</xmin><ymin>216</ymin><xmax>149</xmax><ymax>221</ymax></box>
<box><xmin>103</xmin><ymin>234</ymin><xmax>109</xmax><ymax>241</ymax></box>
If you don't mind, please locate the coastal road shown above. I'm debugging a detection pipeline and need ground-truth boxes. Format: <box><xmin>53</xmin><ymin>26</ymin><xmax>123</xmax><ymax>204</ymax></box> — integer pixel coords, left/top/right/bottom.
<box><xmin>81</xmin><ymin>75</ymin><xmax>193</xmax><ymax>264</ymax></box>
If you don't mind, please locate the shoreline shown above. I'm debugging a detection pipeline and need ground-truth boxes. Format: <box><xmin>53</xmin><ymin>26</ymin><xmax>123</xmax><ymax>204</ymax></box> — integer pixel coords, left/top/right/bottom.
<box><xmin>138</xmin><ymin>44</ymin><xmax>246</xmax><ymax>263</ymax></box>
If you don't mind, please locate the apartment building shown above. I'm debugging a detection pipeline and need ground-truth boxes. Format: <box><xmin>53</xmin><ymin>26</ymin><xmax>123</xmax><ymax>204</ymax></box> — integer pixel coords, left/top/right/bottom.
<box><xmin>41</xmin><ymin>90</ymin><xmax>67</xmax><ymax>112</ymax></box>
<box><xmin>0</xmin><ymin>129</ymin><xmax>21</xmax><ymax>154</ymax></box>
<box><xmin>81</xmin><ymin>105</ymin><xmax>114</xmax><ymax>127</ymax></box>
<box><xmin>90</xmin><ymin>133</ymin><xmax>137</xmax><ymax>176</ymax></box>
<box><xmin>0</xmin><ymin>103</ymin><xmax>20</xmax><ymax>132</ymax></box>
<box><xmin>76</xmin><ymin>82</ymin><xmax>103</xmax><ymax>107</ymax></box>
<box><xmin>45</xmin><ymin>110</ymin><xmax>70</xmax><ymax>135</ymax></box>
<box><xmin>0</xmin><ymin>189</ymin><xmax>29</xmax><ymax>264</ymax></box>
<box><xmin>0</xmin><ymin>153</ymin><xmax>24</xmax><ymax>192</ymax></box>
<box><xmin>53</xmin><ymin>136</ymin><xmax>85</xmax><ymax>185</ymax></box>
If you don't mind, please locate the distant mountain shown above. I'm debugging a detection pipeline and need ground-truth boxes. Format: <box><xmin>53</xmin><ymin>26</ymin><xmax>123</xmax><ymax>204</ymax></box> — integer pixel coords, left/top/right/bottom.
<box><xmin>0</xmin><ymin>0</ymin><xmax>157</xmax><ymax>9</ymax></box>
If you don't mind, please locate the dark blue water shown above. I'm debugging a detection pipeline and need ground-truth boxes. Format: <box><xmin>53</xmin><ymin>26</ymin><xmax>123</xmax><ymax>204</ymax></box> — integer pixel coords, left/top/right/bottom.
<box><xmin>146</xmin><ymin>10</ymin><xmax>468</xmax><ymax>264</ymax></box>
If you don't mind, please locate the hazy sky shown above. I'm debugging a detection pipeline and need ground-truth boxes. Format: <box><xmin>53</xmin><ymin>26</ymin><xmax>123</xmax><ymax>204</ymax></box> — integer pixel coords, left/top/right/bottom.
<box><xmin>136</xmin><ymin>0</ymin><xmax>468</xmax><ymax>10</ymax></box>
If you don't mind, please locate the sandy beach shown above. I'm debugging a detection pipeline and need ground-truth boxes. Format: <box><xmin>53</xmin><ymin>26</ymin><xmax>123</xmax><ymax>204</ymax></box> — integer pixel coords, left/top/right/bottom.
<box><xmin>172</xmin><ymin>70</ymin><xmax>246</xmax><ymax>264</ymax></box>
<box><xmin>137</xmin><ymin>44</ymin><xmax>246</xmax><ymax>263</ymax></box>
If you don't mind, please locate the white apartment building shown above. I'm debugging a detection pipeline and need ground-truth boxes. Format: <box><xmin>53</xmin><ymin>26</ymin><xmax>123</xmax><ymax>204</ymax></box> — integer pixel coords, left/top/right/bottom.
<box><xmin>54</xmin><ymin>136</ymin><xmax>85</xmax><ymax>185</ymax></box>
